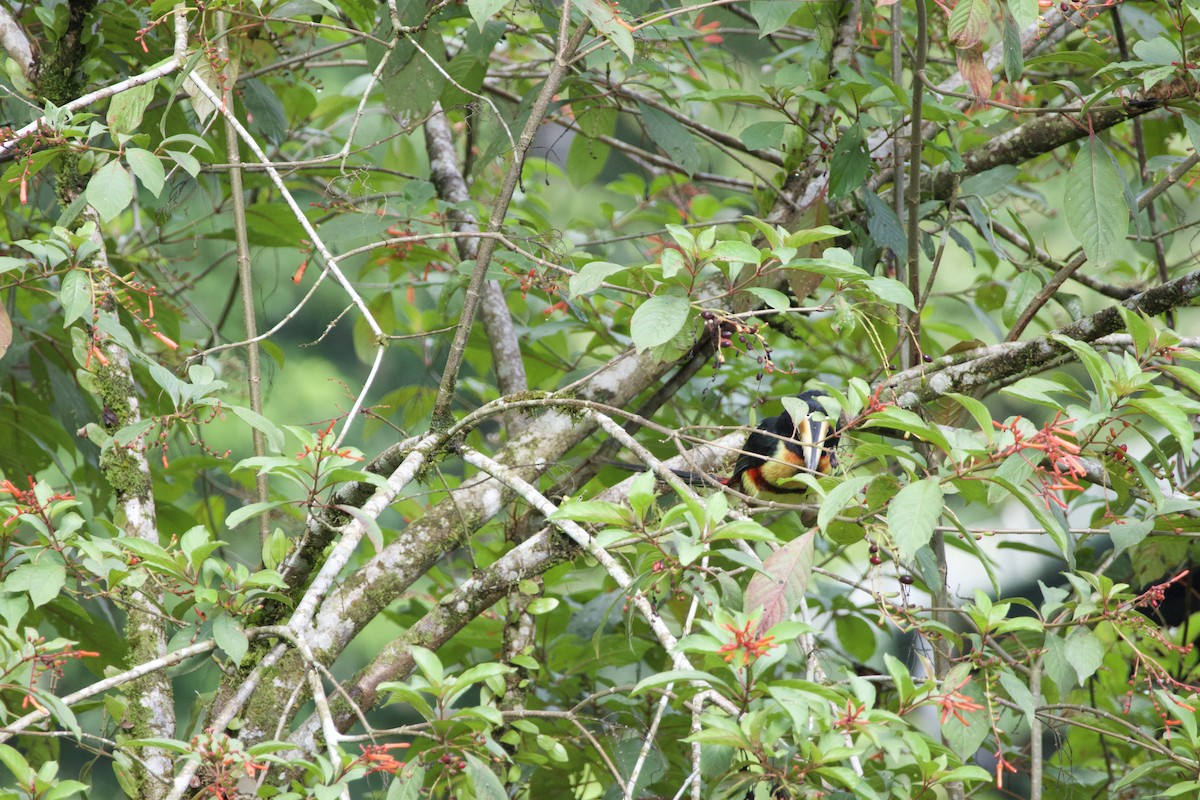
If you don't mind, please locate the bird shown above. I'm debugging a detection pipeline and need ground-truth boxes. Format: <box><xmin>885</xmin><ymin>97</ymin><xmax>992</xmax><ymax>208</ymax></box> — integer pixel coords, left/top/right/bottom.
<box><xmin>726</xmin><ymin>390</ymin><xmax>839</xmax><ymax>500</ymax></box>
<box><xmin>603</xmin><ymin>391</ymin><xmax>840</xmax><ymax>499</ymax></box>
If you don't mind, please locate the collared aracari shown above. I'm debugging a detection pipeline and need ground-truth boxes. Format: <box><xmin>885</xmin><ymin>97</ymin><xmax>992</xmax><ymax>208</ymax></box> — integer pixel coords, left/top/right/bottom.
<box><xmin>726</xmin><ymin>390</ymin><xmax>838</xmax><ymax>500</ymax></box>
<box><xmin>608</xmin><ymin>391</ymin><xmax>839</xmax><ymax>499</ymax></box>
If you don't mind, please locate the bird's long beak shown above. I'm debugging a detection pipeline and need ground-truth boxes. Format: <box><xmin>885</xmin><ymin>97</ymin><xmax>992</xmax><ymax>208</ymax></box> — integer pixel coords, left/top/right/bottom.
<box><xmin>796</xmin><ymin>414</ymin><xmax>828</xmax><ymax>475</ymax></box>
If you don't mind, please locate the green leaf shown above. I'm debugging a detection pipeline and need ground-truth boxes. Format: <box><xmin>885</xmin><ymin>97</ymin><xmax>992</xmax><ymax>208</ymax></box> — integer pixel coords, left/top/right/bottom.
<box><xmin>997</xmin><ymin>668</ymin><xmax>1036</xmax><ymax>723</ymax></box>
<box><xmin>710</xmin><ymin>519</ymin><xmax>778</xmax><ymax>542</ymax></box>
<box><xmin>1133</xmin><ymin>36</ymin><xmax>1179</xmax><ymax>66</ymax></box>
<box><xmin>948</xmin><ymin>0</ymin><xmax>991</xmax><ymax>48</ymax></box>
<box><xmin>742</xmin><ymin>287</ymin><xmax>789</xmax><ymax>310</ymax></box>
<box><xmin>1001</xmin><ymin>4</ymin><xmax>1023</xmax><ymax>81</ymax></box>
<box><xmin>41</xmin><ymin>779</ymin><xmax>88</xmax><ymax>800</ymax></box>
<box><xmin>834</xmin><ymin>614</ymin><xmax>876</xmax><ymax>662</ymax></box>
<box><xmin>817</xmin><ymin>475</ymin><xmax>872</xmax><ymax>532</ymax></box>
<box><xmin>864</xmin><ymin>276</ymin><xmax>915</xmax><ymax>310</ymax></box>
<box><xmin>639</xmin><ymin>104</ymin><xmax>701</xmax><ymax>176</ymax></box>
<box><xmin>709</xmin><ymin>240</ymin><xmax>761</xmax><ymax>265</ymax></box>
<box><xmin>1008</xmin><ymin>0</ymin><xmax>1038</xmax><ymax>29</ymax></box>
<box><xmin>7</xmin><ymin>560</ymin><xmax>66</xmax><ymax>608</ymax></box>
<box><xmin>566</xmin><ymin>129</ymin><xmax>611</xmax><ymax>187</ymax></box>
<box><xmin>1111</xmin><ymin>518</ymin><xmax>1154</xmax><ymax>557</ymax></box>
<box><xmin>993</xmin><ymin>476</ymin><xmax>1073</xmax><ymax>563</ymax></box>
<box><xmin>113</xmin><ymin>418</ymin><xmax>156</xmax><ymax>447</ymax></box>
<box><xmin>887</xmin><ymin>479</ymin><xmax>944</xmax><ymax>560</ymax></box>
<box><xmin>410</xmin><ymin>646</ymin><xmax>443</xmax><ymax>684</ymax></box>
<box><xmin>386</xmin><ymin>765</ymin><xmax>426</xmax><ymax>800</ymax></box>
<box><xmin>1049</xmin><ymin>334</ymin><xmax>1113</xmax><ymax>407</ymax></box>
<box><xmin>828</xmin><ymin>125</ymin><xmax>869</xmax><ymax>199</ymax></box>
<box><xmin>945</xmin><ymin>392</ymin><xmax>994</xmax><ymax>443</ymax></box>
<box><xmin>1002</xmin><ymin>270</ymin><xmax>1041</xmax><ymax>328</ymax></box>
<box><xmin>630</xmin><ymin>295</ymin><xmax>691</xmax><ymax>352</ymax></box>
<box><xmin>59</xmin><ymin>269</ymin><xmax>92</xmax><ymax>327</ymax></box>
<box><xmin>549</xmin><ymin>499</ymin><xmax>631</xmax><ymax>526</ymax></box>
<box><xmin>864</xmin><ymin>406</ymin><xmax>952</xmax><ymax>453</ymax></box>
<box><xmin>107</xmin><ymin>81</ymin><xmax>157</xmax><ymax>135</ymax></box>
<box><xmin>1163</xmin><ymin>781</ymin><xmax>1200</xmax><ymax>798</ymax></box>
<box><xmin>166</xmin><ymin>149</ymin><xmax>201</xmax><ymax>178</ymax></box>
<box><xmin>228</xmin><ymin>405</ymin><xmax>286</xmax><ymax>453</ymax></box>
<box><xmin>570</xmin><ymin>261</ymin><xmax>625</xmax><ymax>296</ymax></box>
<box><xmin>632</xmin><ymin>669</ymin><xmax>727</xmax><ymax>695</ymax></box>
<box><xmin>750</xmin><ymin>0</ymin><xmax>797</xmax><ymax>37</ymax></box>
<box><xmin>574</xmin><ymin>0</ymin><xmax>635</xmax><ymax>60</ymax></box>
<box><xmin>85</xmin><ymin>160</ymin><xmax>134</xmax><ymax>222</ymax></box>
<box><xmin>1130</xmin><ymin>397</ymin><xmax>1195</xmax><ymax>456</ymax></box>
<box><xmin>740</xmin><ymin>120</ymin><xmax>785</xmax><ymax>149</ymax></box>
<box><xmin>784</xmin><ymin>225</ymin><xmax>849</xmax><ymax>248</ymax></box>
<box><xmin>463</xmin><ymin>753</ymin><xmax>508</xmax><ymax>799</ymax></box>
<box><xmin>862</xmin><ymin>190</ymin><xmax>907</xmax><ymax>256</ymax></box>
<box><xmin>1064</xmin><ymin>136</ymin><xmax>1128</xmax><ymax>265</ymax></box>
<box><xmin>126</xmin><ymin>148</ymin><xmax>165</xmax><ymax>198</ymax></box>
<box><xmin>0</xmin><ymin>743</ymin><xmax>33</xmax><ymax>784</ymax></box>
<box><xmin>1064</xmin><ymin>626</ymin><xmax>1104</xmax><ymax>684</ymax></box>
<box><xmin>0</xmin><ymin>256</ymin><xmax>27</xmax><ymax>275</ymax></box>
<box><xmin>380</xmin><ymin>30</ymin><xmax>447</xmax><ymax>126</ymax></box>
<box><xmin>213</xmin><ymin>614</ymin><xmax>248</xmax><ymax>666</ymax></box>
<box><xmin>225</xmin><ymin>500</ymin><xmax>291</xmax><ymax>529</ymax></box>
<box><xmin>939</xmin><ymin>675</ymin><xmax>989</xmax><ymax>760</ymax></box>
<box><xmin>525</xmin><ymin>597</ymin><xmax>558</xmax><ymax>614</ymax></box>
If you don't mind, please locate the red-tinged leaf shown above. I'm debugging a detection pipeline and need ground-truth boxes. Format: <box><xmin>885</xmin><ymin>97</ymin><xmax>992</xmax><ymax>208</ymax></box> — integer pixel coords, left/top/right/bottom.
<box><xmin>0</xmin><ymin>302</ymin><xmax>12</xmax><ymax>361</ymax></box>
<box><xmin>948</xmin><ymin>0</ymin><xmax>991</xmax><ymax>48</ymax></box>
<box><xmin>745</xmin><ymin>530</ymin><xmax>814</xmax><ymax>632</ymax></box>
<box><xmin>955</xmin><ymin>43</ymin><xmax>994</xmax><ymax>104</ymax></box>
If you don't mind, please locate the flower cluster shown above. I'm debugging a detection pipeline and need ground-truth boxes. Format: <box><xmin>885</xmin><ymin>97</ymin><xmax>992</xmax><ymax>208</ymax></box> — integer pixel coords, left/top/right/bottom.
<box><xmin>717</xmin><ymin>620</ymin><xmax>777</xmax><ymax>667</ymax></box>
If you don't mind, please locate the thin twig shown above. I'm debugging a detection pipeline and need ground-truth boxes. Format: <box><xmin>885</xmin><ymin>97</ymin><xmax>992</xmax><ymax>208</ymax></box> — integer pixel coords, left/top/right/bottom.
<box><xmin>429</xmin><ymin>22</ymin><xmax>591</xmax><ymax>425</ymax></box>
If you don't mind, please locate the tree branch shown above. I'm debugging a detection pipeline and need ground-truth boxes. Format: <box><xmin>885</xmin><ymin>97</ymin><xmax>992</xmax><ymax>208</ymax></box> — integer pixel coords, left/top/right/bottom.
<box><xmin>886</xmin><ymin>264</ymin><xmax>1200</xmax><ymax>405</ymax></box>
<box><xmin>424</xmin><ymin>103</ymin><xmax>531</xmax><ymax>435</ymax></box>
<box><xmin>429</xmin><ymin>22</ymin><xmax>591</xmax><ymax>425</ymax></box>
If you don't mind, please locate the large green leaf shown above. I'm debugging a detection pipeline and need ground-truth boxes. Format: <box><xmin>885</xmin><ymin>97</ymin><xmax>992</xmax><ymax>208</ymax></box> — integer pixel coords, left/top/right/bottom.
<box><xmin>639</xmin><ymin>103</ymin><xmax>701</xmax><ymax>176</ymax></box>
<box><xmin>630</xmin><ymin>295</ymin><xmax>690</xmax><ymax>351</ymax></box>
<box><xmin>1064</xmin><ymin>136</ymin><xmax>1128</xmax><ymax>265</ymax></box>
<box><xmin>85</xmin><ymin>160</ymin><xmax>133</xmax><ymax>222</ymax></box>
<box><xmin>887</xmin><ymin>479</ymin><xmax>944</xmax><ymax>559</ymax></box>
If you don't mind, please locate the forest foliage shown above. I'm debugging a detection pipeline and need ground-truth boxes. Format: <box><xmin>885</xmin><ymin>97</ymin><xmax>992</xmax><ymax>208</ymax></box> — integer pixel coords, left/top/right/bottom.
<box><xmin>3</xmin><ymin>0</ymin><xmax>1200</xmax><ymax>798</ymax></box>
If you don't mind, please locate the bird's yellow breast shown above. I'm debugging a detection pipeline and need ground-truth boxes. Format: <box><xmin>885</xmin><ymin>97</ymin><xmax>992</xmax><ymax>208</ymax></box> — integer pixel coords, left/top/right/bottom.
<box><xmin>759</xmin><ymin>448</ymin><xmax>802</xmax><ymax>485</ymax></box>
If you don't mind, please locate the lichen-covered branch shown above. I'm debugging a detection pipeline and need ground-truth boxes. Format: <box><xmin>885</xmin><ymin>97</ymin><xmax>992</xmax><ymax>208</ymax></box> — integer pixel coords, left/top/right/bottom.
<box><xmin>886</xmin><ymin>264</ymin><xmax>1200</xmax><ymax>405</ymax></box>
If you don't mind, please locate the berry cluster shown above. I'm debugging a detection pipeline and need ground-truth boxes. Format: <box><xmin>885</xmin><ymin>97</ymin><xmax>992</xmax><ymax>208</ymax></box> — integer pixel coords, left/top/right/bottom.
<box><xmin>700</xmin><ymin>310</ymin><xmax>772</xmax><ymax>372</ymax></box>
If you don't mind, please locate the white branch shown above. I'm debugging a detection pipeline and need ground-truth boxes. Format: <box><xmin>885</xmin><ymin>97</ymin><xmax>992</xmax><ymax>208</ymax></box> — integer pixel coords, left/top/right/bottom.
<box><xmin>289</xmin><ymin>433</ymin><xmax>441</xmax><ymax>635</ymax></box>
<box><xmin>460</xmin><ymin>446</ymin><xmax>740</xmax><ymax>717</ymax></box>
<box><xmin>181</xmin><ymin>68</ymin><xmax>386</xmax><ymax>445</ymax></box>
<box><xmin>0</xmin><ymin>4</ymin><xmax>34</xmax><ymax>80</ymax></box>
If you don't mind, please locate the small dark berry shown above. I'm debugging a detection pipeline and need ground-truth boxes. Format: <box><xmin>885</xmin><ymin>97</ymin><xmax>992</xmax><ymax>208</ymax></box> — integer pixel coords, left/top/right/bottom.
<box><xmin>899</xmin><ymin>575</ymin><xmax>914</xmax><ymax>585</ymax></box>
<box><xmin>870</xmin><ymin>556</ymin><xmax>882</xmax><ymax>566</ymax></box>
<box><xmin>869</xmin><ymin>544</ymin><xmax>879</xmax><ymax>553</ymax></box>
<box><xmin>922</xmin><ymin>354</ymin><xmax>933</xmax><ymax>363</ymax></box>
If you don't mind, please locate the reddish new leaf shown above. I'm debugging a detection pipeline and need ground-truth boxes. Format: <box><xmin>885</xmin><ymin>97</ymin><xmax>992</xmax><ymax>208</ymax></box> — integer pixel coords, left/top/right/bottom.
<box><xmin>745</xmin><ymin>530</ymin><xmax>815</xmax><ymax>632</ymax></box>
<box><xmin>955</xmin><ymin>43</ymin><xmax>993</xmax><ymax>104</ymax></box>
<box><xmin>948</xmin><ymin>0</ymin><xmax>991</xmax><ymax>48</ymax></box>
